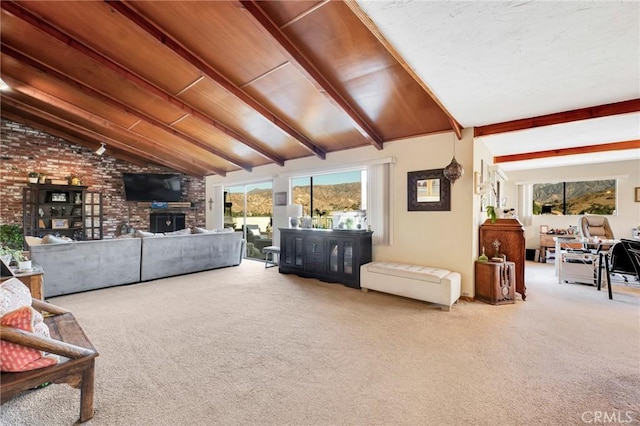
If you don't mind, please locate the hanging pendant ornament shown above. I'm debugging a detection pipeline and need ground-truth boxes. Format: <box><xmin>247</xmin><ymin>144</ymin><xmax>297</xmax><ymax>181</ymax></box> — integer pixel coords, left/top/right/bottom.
<box><xmin>443</xmin><ymin>135</ymin><xmax>464</xmax><ymax>184</ymax></box>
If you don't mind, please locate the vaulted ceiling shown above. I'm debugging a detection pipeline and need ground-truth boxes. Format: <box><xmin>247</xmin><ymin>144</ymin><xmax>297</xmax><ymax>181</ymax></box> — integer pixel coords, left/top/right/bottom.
<box><xmin>0</xmin><ymin>0</ymin><xmax>459</xmax><ymax>178</ymax></box>
<box><xmin>1</xmin><ymin>1</ymin><xmax>638</xmax><ymax>177</ymax></box>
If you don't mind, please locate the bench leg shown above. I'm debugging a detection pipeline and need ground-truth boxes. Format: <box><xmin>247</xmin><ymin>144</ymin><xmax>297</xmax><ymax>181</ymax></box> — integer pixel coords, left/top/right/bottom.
<box><xmin>79</xmin><ymin>359</ymin><xmax>96</xmax><ymax>423</ymax></box>
<box><xmin>440</xmin><ymin>305</ymin><xmax>452</xmax><ymax>312</ymax></box>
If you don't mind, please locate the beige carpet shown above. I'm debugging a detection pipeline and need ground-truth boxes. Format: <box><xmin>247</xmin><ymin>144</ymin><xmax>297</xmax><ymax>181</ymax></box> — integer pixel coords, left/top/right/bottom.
<box><xmin>1</xmin><ymin>260</ymin><xmax>639</xmax><ymax>425</ymax></box>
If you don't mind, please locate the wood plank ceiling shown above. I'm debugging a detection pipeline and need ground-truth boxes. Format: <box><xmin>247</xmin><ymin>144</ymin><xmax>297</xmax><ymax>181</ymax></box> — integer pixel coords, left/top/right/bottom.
<box><xmin>0</xmin><ymin>1</ymin><xmax>460</xmax><ymax>177</ymax></box>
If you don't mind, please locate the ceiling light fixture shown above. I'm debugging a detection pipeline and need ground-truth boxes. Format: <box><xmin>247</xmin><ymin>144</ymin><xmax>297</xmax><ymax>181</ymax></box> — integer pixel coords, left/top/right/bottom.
<box><xmin>0</xmin><ymin>78</ymin><xmax>9</xmax><ymax>91</ymax></box>
<box><xmin>95</xmin><ymin>142</ymin><xmax>106</xmax><ymax>156</ymax></box>
<box><xmin>443</xmin><ymin>135</ymin><xmax>464</xmax><ymax>185</ymax></box>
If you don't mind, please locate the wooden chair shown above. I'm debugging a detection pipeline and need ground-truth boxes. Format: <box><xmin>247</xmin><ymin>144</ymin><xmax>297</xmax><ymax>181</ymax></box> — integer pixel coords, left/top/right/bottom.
<box><xmin>1</xmin><ymin>299</ymin><xmax>98</xmax><ymax>423</ymax></box>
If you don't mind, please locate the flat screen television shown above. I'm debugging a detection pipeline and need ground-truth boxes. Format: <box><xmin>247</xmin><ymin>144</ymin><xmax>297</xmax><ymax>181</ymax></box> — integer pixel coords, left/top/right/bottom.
<box><xmin>122</xmin><ymin>173</ymin><xmax>182</xmax><ymax>202</ymax></box>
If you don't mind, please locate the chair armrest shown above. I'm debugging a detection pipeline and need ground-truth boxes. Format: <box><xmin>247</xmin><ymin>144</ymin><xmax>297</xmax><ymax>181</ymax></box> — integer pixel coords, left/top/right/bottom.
<box><xmin>31</xmin><ymin>298</ymin><xmax>70</xmax><ymax>315</ymax></box>
<box><xmin>1</xmin><ymin>325</ymin><xmax>95</xmax><ymax>359</ymax></box>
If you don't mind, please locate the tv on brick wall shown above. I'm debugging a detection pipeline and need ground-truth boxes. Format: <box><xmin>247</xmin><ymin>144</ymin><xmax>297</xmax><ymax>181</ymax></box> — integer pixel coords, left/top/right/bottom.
<box><xmin>122</xmin><ymin>173</ymin><xmax>182</xmax><ymax>202</ymax></box>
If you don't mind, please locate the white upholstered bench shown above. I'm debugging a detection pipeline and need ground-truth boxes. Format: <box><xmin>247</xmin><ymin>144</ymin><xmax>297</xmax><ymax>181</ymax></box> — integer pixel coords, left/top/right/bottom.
<box><xmin>360</xmin><ymin>262</ymin><xmax>461</xmax><ymax>311</ymax></box>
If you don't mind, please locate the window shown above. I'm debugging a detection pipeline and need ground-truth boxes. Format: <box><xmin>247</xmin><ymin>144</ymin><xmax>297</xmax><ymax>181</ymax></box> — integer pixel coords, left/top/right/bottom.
<box><xmin>291</xmin><ymin>170</ymin><xmax>366</xmax><ymax>229</ymax></box>
<box><xmin>532</xmin><ymin>180</ymin><xmax>616</xmax><ymax>215</ymax></box>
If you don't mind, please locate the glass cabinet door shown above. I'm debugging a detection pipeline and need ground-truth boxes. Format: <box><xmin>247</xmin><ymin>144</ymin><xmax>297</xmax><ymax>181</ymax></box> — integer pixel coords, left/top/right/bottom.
<box><xmin>283</xmin><ymin>235</ymin><xmax>303</xmax><ymax>267</ymax></box>
<box><xmin>328</xmin><ymin>238</ymin><xmax>355</xmax><ymax>276</ymax></box>
<box><xmin>294</xmin><ymin>237</ymin><xmax>303</xmax><ymax>266</ymax></box>
<box><xmin>343</xmin><ymin>241</ymin><xmax>354</xmax><ymax>276</ymax></box>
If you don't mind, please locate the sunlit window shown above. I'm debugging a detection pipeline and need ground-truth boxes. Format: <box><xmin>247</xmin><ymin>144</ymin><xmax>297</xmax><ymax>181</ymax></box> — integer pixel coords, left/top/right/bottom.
<box><xmin>532</xmin><ymin>180</ymin><xmax>616</xmax><ymax>215</ymax></box>
<box><xmin>292</xmin><ymin>170</ymin><xmax>366</xmax><ymax>229</ymax></box>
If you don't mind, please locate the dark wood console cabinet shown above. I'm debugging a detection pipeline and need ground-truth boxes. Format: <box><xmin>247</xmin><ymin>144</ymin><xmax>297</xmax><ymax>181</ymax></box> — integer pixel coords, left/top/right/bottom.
<box><xmin>279</xmin><ymin>228</ymin><xmax>373</xmax><ymax>288</ymax></box>
<box><xmin>479</xmin><ymin>219</ymin><xmax>526</xmax><ymax>300</ymax></box>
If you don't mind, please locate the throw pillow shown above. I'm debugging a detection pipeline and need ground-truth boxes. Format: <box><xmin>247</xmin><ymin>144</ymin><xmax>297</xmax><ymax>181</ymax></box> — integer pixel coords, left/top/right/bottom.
<box><xmin>0</xmin><ymin>278</ymin><xmax>32</xmax><ymax>317</ymax></box>
<box><xmin>0</xmin><ymin>306</ymin><xmax>58</xmax><ymax>372</ymax></box>
<box><xmin>41</xmin><ymin>234</ymin><xmax>73</xmax><ymax>244</ymax></box>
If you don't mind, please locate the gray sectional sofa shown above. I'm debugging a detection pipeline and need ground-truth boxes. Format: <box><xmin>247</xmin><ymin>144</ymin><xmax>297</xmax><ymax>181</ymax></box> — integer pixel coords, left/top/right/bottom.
<box><xmin>30</xmin><ymin>232</ymin><xmax>245</xmax><ymax>298</ymax></box>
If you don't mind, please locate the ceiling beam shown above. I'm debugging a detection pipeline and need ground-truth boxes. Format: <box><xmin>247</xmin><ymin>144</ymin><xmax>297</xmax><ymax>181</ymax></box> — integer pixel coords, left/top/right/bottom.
<box><xmin>2</xmin><ymin>44</ymin><xmax>246</xmax><ymax>173</ymax></box>
<box><xmin>494</xmin><ymin>140</ymin><xmax>640</xmax><ymax>164</ymax></box>
<box><xmin>1</xmin><ymin>97</ymin><xmax>209</xmax><ymax>176</ymax></box>
<box><xmin>240</xmin><ymin>0</ymin><xmax>384</xmax><ymax>151</ymax></box>
<box><xmin>1</xmin><ymin>108</ymin><xmax>149</xmax><ymax>167</ymax></box>
<box><xmin>1</xmin><ymin>79</ymin><xmax>226</xmax><ymax>176</ymax></box>
<box><xmin>475</xmin><ymin>99</ymin><xmax>640</xmax><ymax>137</ymax></box>
<box><xmin>344</xmin><ymin>0</ymin><xmax>463</xmax><ymax>140</ymax></box>
<box><xmin>105</xmin><ymin>0</ymin><xmax>327</xmax><ymax>160</ymax></box>
<box><xmin>0</xmin><ymin>1</ymin><xmax>284</xmax><ymax>168</ymax></box>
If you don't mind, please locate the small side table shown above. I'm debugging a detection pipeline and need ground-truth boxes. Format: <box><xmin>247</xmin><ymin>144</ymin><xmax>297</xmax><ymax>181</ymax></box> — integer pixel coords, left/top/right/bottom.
<box><xmin>0</xmin><ymin>263</ymin><xmax>44</xmax><ymax>300</ymax></box>
<box><xmin>475</xmin><ymin>261</ymin><xmax>516</xmax><ymax>305</ymax></box>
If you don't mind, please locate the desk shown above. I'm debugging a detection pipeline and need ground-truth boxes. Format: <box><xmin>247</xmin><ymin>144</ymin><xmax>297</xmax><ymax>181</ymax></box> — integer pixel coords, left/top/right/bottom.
<box><xmin>554</xmin><ymin>237</ymin><xmax>618</xmax><ymax>284</ymax></box>
<box><xmin>554</xmin><ymin>236</ymin><xmax>582</xmax><ymax>283</ymax></box>
<box><xmin>0</xmin><ymin>264</ymin><xmax>44</xmax><ymax>300</ymax></box>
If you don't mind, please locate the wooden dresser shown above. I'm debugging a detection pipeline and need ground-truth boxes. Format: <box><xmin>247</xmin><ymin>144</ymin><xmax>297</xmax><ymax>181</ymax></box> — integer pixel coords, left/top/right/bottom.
<box><xmin>479</xmin><ymin>219</ymin><xmax>526</xmax><ymax>300</ymax></box>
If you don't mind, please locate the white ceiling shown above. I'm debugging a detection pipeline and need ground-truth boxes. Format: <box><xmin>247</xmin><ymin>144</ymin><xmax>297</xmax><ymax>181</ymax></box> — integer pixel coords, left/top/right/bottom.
<box><xmin>357</xmin><ymin>0</ymin><xmax>640</xmax><ymax>171</ymax></box>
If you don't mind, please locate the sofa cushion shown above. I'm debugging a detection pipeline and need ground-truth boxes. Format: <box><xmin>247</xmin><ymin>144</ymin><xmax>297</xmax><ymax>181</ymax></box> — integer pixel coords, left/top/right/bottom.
<box><xmin>364</xmin><ymin>262</ymin><xmax>450</xmax><ymax>284</ymax></box>
<box><xmin>164</xmin><ymin>228</ymin><xmax>191</xmax><ymax>236</ymax></box>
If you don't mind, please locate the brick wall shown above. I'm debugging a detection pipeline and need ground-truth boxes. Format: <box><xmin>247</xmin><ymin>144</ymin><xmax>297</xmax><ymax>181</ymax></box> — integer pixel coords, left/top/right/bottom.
<box><xmin>0</xmin><ymin>118</ymin><xmax>205</xmax><ymax>238</ymax></box>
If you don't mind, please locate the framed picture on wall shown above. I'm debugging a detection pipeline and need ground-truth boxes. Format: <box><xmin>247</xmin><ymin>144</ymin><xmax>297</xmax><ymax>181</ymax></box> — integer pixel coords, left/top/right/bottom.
<box><xmin>407</xmin><ymin>168</ymin><xmax>451</xmax><ymax>211</ymax></box>
<box><xmin>274</xmin><ymin>191</ymin><xmax>287</xmax><ymax>206</ymax></box>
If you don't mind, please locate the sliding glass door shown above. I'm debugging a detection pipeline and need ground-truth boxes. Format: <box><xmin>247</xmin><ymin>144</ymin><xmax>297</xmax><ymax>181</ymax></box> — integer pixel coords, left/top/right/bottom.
<box><xmin>224</xmin><ymin>182</ymin><xmax>273</xmax><ymax>260</ymax></box>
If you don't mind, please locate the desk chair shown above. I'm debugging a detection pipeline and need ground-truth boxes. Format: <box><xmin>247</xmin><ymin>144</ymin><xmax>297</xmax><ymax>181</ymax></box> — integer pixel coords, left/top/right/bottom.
<box><xmin>579</xmin><ymin>215</ymin><xmax>615</xmax><ymax>251</ymax></box>
<box><xmin>597</xmin><ymin>239</ymin><xmax>640</xmax><ymax>299</ymax></box>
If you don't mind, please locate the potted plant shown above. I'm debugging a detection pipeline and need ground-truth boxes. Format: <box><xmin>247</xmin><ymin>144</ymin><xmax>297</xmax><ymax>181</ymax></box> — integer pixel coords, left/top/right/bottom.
<box><xmin>0</xmin><ymin>224</ymin><xmax>23</xmax><ymax>250</ymax></box>
<box><xmin>28</xmin><ymin>171</ymin><xmax>39</xmax><ymax>184</ymax></box>
<box><xmin>486</xmin><ymin>206</ymin><xmax>497</xmax><ymax>223</ymax></box>
<box><xmin>0</xmin><ymin>246</ymin><xmax>13</xmax><ymax>265</ymax></box>
<box><xmin>38</xmin><ymin>173</ymin><xmax>47</xmax><ymax>184</ymax></box>
<box><xmin>66</xmin><ymin>173</ymin><xmax>83</xmax><ymax>186</ymax></box>
<box><xmin>13</xmin><ymin>249</ymin><xmax>31</xmax><ymax>271</ymax></box>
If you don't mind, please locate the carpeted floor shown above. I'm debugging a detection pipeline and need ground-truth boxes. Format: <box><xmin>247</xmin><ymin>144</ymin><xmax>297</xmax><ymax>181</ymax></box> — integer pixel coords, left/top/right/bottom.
<box><xmin>1</xmin><ymin>260</ymin><xmax>639</xmax><ymax>425</ymax></box>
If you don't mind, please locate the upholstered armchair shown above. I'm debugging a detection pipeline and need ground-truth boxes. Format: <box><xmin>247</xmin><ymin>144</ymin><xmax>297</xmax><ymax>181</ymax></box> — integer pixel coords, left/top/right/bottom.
<box><xmin>579</xmin><ymin>215</ymin><xmax>615</xmax><ymax>251</ymax></box>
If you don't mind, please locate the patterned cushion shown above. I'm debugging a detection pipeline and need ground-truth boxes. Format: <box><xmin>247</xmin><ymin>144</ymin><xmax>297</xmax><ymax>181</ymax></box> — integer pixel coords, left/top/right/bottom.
<box><xmin>0</xmin><ymin>306</ymin><xmax>58</xmax><ymax>372</ymax></box>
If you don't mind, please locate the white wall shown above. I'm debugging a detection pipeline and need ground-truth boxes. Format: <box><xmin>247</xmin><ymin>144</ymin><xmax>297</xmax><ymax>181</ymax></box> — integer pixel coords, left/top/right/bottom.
<box><xmin>206</xmin><ymin>129</ymin><xmax>479</xmax><ymax>298</ymax></box>
<box><xmin>502</xmin><ymin>159</ymin><xmax>640</xmax><ymax>249</ymax></box>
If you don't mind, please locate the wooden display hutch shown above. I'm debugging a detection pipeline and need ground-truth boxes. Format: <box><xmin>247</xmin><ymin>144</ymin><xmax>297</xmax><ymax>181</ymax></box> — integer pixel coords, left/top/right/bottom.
<box><xmin>279</xmin><ymin>228</ymin><xmax>372</xmax><ymax>289</ymax></box>
<box><xmin>23</xmin><ymin>184</ymin><xmax>103</xmax><ymax>240</ymax></box>
<box><xmin>479</xmin><ymin>219</ymin><xmax>526</xmax><ymax>300</ymax></box>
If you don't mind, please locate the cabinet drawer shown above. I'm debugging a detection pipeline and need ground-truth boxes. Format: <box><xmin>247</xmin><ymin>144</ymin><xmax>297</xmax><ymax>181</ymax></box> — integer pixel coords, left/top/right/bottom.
<box><xmin>305</xmin><ymin>262</ymin><xmax>325</xmax><ymax>273</ymax></box>
<box><xmin>305</xmin><ymin>252</ymin><xmax>325</xmax><ymax>264</ymax></box>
